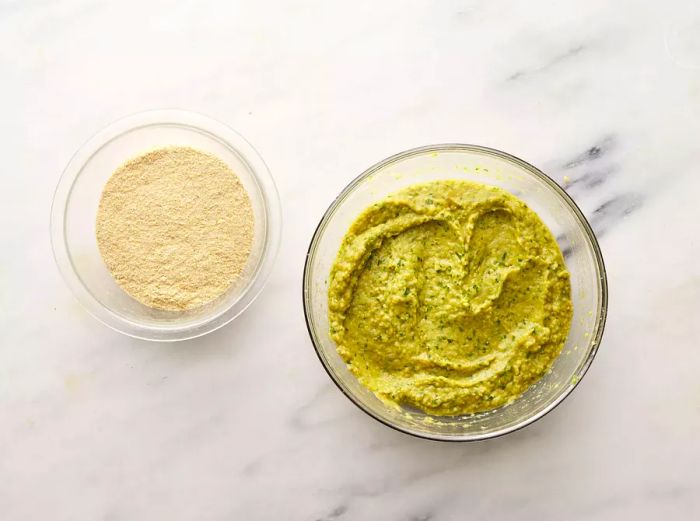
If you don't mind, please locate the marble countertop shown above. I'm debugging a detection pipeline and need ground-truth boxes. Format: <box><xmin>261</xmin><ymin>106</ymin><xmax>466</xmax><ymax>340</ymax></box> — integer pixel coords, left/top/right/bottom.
<box><xmin>2</xmin><ymin>1</ymin><xmax>699</xmax><ymax>519</ymax></box>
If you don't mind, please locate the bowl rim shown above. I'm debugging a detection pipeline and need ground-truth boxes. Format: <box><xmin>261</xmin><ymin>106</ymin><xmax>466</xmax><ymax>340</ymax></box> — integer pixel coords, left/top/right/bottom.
<box><xmin>302</xmin><ymin>143</ymin><xmax>608</xmax><ymax>441</ymax></box>
<box><xmin>50</xmin><ymin>108</ymin><xmax>281</xmax><ymax>342</ymax></box>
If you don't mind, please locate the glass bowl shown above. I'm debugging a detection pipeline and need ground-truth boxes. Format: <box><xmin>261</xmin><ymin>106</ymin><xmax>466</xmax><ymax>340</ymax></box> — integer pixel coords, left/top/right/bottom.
<box><xmin>51</xmin><ymin>109</ymin><xmax>281</xmax><ymax>341</ymax></box>
<box><xmin>303</xmin><ymin>144</ymin><xmax>607</xmax><ymax>441</ymax></box>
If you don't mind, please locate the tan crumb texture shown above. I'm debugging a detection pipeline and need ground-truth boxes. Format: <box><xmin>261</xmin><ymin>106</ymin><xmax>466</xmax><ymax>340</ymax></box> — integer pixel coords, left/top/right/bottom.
<box><xmin>95</xmin><ymin>146</ymin><xmax>254</xmax><ymax>311</ymax></box>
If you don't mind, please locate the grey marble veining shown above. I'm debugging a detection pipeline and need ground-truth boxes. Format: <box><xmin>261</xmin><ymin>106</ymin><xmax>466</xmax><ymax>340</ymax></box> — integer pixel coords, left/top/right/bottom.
<box><xmin>507</xmin><ymin>43</ymin><xmax>589</xmax><ymax>82</ymax></box>
<box><xmin>1</xmin><ymin>1</ymin><xmax>699</xmax><ymax>520</ymax></box>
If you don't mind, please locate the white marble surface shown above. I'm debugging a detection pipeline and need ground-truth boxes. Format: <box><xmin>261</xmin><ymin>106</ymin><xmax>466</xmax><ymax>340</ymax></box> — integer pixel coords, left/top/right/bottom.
<box><xmin>2</xmin><ymin>1</ymin><xmax>700</xmax><ymax>519</ymax></box>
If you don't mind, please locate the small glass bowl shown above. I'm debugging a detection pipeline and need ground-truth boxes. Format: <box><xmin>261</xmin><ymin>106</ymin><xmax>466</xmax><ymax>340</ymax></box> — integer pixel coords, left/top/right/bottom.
<box><xmin>303</xmin><ymin>144</ymin><xmax>607</xmax><ymax>441</ymax></box>
<box><xmin>51</xmin><ymin>109</ymin><xmax>281</xmax><ymax>341</ymax></box>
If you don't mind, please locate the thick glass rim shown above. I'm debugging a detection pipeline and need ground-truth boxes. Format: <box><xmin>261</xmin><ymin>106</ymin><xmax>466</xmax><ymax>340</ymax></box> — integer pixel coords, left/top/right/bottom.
<box><xmin>50</xmin><ymin>109</ymin><xmax>281</xmax><ymax>342</ymax></box>
<box><xmin>302</xmin><ymin>143</ymin><xmax>608</xmax><ymax>441</ymax></box>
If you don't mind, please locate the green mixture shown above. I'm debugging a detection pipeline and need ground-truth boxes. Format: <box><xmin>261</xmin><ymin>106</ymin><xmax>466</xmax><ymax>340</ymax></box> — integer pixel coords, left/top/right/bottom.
<box><xmin>328</xmin><ymin>180</ymin><xmax>573</xmax><ymax>416</ymax></box>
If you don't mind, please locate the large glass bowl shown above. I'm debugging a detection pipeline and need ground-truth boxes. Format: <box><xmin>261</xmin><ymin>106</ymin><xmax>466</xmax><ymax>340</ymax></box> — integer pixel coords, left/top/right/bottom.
<box><xmin>51</xmin><ymin>109</ymin><xmax>281</xmax><ymax>341</ymax></box>
<box><xmin>303</xmin><ymin>144</ymin><xmax>607</xmax><ymax>441</ymax></box>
